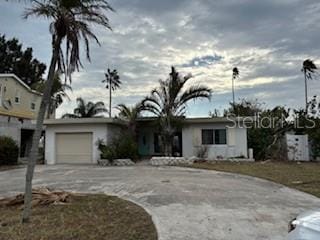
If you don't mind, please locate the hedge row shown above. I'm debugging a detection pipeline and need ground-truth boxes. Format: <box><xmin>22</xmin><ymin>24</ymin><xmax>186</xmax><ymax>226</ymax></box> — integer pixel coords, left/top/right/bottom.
<box><xmin>0</xmin><ymin>136</ymin><xmax>19</xmax><ymax>165</ymax></box>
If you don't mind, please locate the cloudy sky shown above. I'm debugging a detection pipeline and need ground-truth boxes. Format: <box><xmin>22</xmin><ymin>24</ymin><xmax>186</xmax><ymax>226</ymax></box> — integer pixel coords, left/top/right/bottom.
<box><xmin>0</xmin><ymin>0</ymin><xmax>319</xmax><ymax>117</ymax></box>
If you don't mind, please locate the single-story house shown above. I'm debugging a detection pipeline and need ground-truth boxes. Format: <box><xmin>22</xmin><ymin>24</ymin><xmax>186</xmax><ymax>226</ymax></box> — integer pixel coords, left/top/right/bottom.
<box><xmin>44</xmin><ymin>117</ymin><xmax>251</xmax><ymax>165</ymax></box>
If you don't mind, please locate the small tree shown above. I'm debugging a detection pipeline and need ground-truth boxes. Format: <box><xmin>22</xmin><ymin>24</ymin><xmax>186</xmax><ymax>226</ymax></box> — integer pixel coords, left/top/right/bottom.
<box><xmin>142</xmin><ymin>66</ymin><xmax>212</xmax><ymax>156</ymax></box>
<box><xmin>62</xmin><ymin>97</ymin><xmax>107</xmax><ymax>118</ymax></box>
<box><xmin>103</xmin><ymin>69</ymin><xmax>121</xmax><ymax>117</ymax></box>
<box><xmin>0</xmin><ymin>136</ymin><xmax>19</xmax><ymax>166</ymax></box>
<box><xmin>225</xmin><ymin>99</ymin><xmax>291</xmax><ymax>160</ymax></box>
<box><xmin>32</xmin><ymin>72</ymin><xmax>72</xmax><ymax>118</ymax></box>
<box><xmin>116</xmin><ymin>103</ymin><xmax>143</xmax><ymax>139</ymax></box>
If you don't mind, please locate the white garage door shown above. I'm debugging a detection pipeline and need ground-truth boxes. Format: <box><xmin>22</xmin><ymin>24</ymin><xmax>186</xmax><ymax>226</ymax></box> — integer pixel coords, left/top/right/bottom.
<box><xmin>56</xmin><ymin>132</ymin><xmax>92</xmax><ymax>164</ymax></box>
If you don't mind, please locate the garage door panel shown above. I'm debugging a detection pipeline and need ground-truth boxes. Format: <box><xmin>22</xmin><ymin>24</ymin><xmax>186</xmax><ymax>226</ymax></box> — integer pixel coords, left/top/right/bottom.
<box><xmin>56</xmin><ymin>133</ymin><xmax>92</xmax><ymax>164</ymax></box>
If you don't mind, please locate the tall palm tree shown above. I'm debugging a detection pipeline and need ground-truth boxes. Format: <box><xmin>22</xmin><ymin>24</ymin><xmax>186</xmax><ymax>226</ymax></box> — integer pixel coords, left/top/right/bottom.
<box><xmin>103</xmin><ymin>68</ymin><xmax>121</xmax><ymax>117</ymax></box>
<box><xmin>142</xmin><ymin>66</ymin><xmax>212</xmax><ymax>156</ymax></box>
<box><xmin>32</xmin><ymin>72</ymin><xmax>72</xmax><ymax>118</ymax></box>
<box><xmin>62</xmin><ymin>97</ymin><xmax>107</xmax><ymax>118</ymax></box>
<box><xmin>232</xmin><ymin>67</ymin><xmax>239</xmax><ymax>111</ymax></box>
<box><xmin>22</xmin><ymin>0</ymin><xmax>113</xmax><ymax>222</ymax></box>
<box><xmin>116</xmin><ymin>103</ymin><xmax>143</xmax><ymax>138</ymax></box>
<box><xmin>302</xmin><ymin>59</ymin><xmax>318</xmax><ymax>112</ymax></box>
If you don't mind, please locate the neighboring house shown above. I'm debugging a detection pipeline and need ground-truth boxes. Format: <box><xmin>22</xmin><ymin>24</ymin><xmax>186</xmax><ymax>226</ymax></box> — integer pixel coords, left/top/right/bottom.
<box><xmin>44</xmin><ymin>117</ymin><xmax>251</xmax><ymax>165</ymax></box>
<box><xmin>0</xmin><ymin>74</ymin><xmax>54</xmax><ymax>158</ymax></box>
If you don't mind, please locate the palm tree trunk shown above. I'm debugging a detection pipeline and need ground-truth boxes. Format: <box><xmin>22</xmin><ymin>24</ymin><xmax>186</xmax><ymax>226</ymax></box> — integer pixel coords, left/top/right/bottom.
<box><xmin>22</xmin><ymin>36</ymin><xmax>62</xmax><ymax>223</ymax></box>
<box><xmin>304</xmin><ymin>72</ymin><xmax>308</xmax><ymax>113</ymax></box>
<box><xmin>46</xmin><ymin>99</ymin><xmax>52</xmax><ymax>119</ymax></box>
<box><xmin>109</xmin><ymin>80</ymin><xmax>112</xmax><ymax>118</ymax></box>
<box><xmin>232</xmin><ymin>77</ymin><xmax>235</xmax><ymax>114</ymax></box>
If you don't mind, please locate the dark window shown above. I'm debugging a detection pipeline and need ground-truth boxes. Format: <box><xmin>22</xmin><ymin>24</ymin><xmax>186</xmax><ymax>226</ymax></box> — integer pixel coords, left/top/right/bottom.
<box><xmin>31</xmin><ymin>102</ymin><xmax>36</xmax><ymax>110</ymax></box>
<box><xmin>202</xmin><ymin>129</ymin><xmax>214</xmax><ymax>145</ymax></box>
<box><xmin>154</xmin><ymin>133</ymin><xmax>161</xmax><ymax>153</ymax></box>
<box><xmin>15</xmin><ymin>97</ymin><xmax>20</xmax><ymax>103</ymax></box>
<box><xmin>201</xmin><ymin>129</ymin><xmax>227</xmax><ymax>145</ymax></box>
<box><xmin>215</xmin><ymin>129</ymin><xmax>227</xmax><ymax>144</ymax></box>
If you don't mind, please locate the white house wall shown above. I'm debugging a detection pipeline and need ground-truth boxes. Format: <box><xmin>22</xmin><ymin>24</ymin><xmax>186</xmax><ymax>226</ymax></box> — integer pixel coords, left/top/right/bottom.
<box><xmin>0</xmin><ymin>115</ymin><xmax>36</xmax><ymax>145</ymax></box>
<box><xmin>45</xmin><ymin>123</ymin><xmax>120</xmax><ymax>165</ymax></box>
<box><xmin>182</xmin><ymin>123</ymin><xmax>248</xmax><ymax>159</ymax></box>
<box><xmin>0</xmin><ymin>124</ymin><xmax>20</xmax><ymax>143</ymax></box>
<box><xmin>286</xmin><ymin>134</ymin><xmax>310</xmax><ymax>161</ymax></box>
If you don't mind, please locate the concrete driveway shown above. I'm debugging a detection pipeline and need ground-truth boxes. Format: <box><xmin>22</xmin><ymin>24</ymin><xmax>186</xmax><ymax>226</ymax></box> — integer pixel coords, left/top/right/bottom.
<box><xmin>1</xmin><ymin>165</ymin><xmax>320</xmax><ymax>240</ymax></box>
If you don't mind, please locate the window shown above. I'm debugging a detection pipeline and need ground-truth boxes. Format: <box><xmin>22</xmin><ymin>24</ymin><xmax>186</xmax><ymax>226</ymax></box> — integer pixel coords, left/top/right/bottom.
<box><xmin>202</xmin><ymin>129</ymin><xmax>214</xmax><ymax>145</ymax></box>
<box><xmin>201</xmin><ymin>129</ymin><xmax>227</xmax><ymax>145</ymax></box>
<box><xmin>215</xmin><ymin>129</ymin><xmax>227</xmax><ymax>144</ymax></box>
<box><xmin>14</xmin><ymin>89</ymin><xmax>20</xmax><ymax>104</ymax></box>
<box><xmin>31</xmin><ymin>102</ymin><xmax>36</xmax><ymax>110</ymax></box>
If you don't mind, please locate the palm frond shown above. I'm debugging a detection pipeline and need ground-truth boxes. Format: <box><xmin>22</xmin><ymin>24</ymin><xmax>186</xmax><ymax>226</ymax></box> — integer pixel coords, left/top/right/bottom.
<box><xmin>232</xmin><ymin>67</ymin><xmax>239</xmax><ymax>79</ymax></box>
<box><xmin>302</xmin><ymin>59</ymin><xmax>318</xmax><ymax>80</ymax></box>
<box><xmin>24</xmin><ymin>0</ymin><xmax>113</xmax><ymax>81</ymax></box>
<box><xmin>61</xmin><ymin>113</ymin><xmax>79</xmax><ymax>118</ymax></box>
<box><xmin>177</xmin><ymin>85</ymin><xmax>212</xmax><ymax>108</ymax></box>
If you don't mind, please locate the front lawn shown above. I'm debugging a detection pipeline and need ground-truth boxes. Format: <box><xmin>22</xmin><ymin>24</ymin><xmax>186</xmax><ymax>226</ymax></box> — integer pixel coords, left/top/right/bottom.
<box><xmin>0</xmin><ymin>194</ymin><xmax>157</xmax><ymax>240</ymax></box>
<box><xmin>190</xmin><ymin>161</ymin><xmax>320</xmax><ymax>198</ymax></box>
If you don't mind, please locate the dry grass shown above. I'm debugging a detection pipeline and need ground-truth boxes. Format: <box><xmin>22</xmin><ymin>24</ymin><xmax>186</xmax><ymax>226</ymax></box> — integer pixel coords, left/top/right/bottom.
<box><xmin>191</xmin><ymin>161</ymin><xmax>320</xmax><ymax>198</ymax></box>
<box><xmin>0</xmin><ymin>194</ymin><xmax>157</xmax><ymax>240</ymax></box>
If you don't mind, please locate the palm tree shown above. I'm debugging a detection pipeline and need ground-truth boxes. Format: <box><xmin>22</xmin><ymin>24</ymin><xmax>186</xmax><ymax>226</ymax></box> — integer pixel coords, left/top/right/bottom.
<box><xmin>116</xmin><ymin>103</ymin><xmax>143</xmax><ymax>138</ymax></box>
<box><xmin>103</xmin><ymin>68</ymin><xmax>121</xmax><ymax>117</ymax></box>
<box><xmin>142</xmin><ymin>66</ymin><xmax>212</xmax><ymax>156</ymax></box>
<box><xmin>302</xmin><ymin>59</ymin><xmax>318</xmax><ymax>112</ymax></box>
<box><xmin>32</xmin><ymin>72</ymin><xmax>72</xmax><ymax>118</ymax></box>
<box><xmin>22</xmin><ymin>0</ymin><xmax>113</xmax><ymax>222</ymax></box>
<box><xmin>232</xmin><ymin>67</ymin><xmax>239</xmax><ymax>111</ymax></box>
<box><xmin>62</xmin><ymin>97</ymin><xmax>107</xmax><ymax>118</ymax></box>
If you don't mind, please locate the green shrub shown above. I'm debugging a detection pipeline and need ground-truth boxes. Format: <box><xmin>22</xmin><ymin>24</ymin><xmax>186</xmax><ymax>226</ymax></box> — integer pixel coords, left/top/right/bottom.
<box><xmin>97</xmin><ymin>132</ymin><xmax>139</xmax><ymax>162</ymax></box>
<box><xmin>100</xmin><ymin>145</ymin><xmax>116</xmax><ymax>161</ymax></box>
<box><xmin>0</xmin><ymin>136</ymin><xmax>19</xmax><ymax>165</ymax></box>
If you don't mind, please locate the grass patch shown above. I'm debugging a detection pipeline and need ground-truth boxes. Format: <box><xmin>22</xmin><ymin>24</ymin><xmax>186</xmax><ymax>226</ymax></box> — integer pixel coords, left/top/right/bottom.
<box><xmin>0</xmin><ymin>194</ymin><xmax>157</xmax><ymax>240</ymax></box>
<box><xmin>191</xmin><ymin>161</ymin><xmax>320</xmax><ymax>198</ymax></box>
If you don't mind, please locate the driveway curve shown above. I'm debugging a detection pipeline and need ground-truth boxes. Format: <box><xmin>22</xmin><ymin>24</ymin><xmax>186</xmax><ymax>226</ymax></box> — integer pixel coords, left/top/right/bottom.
<box><xmin>1</xmin><ymin>165</ymin><xmax>319</xmax><ymax>240</ymax></box>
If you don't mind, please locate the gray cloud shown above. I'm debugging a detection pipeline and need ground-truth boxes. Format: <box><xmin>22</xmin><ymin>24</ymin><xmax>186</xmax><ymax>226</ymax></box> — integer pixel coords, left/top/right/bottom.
<box><xmin>0</xmin><ymin>0</ymin><xmax>319</xmax><ymax>117</ymax></box>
